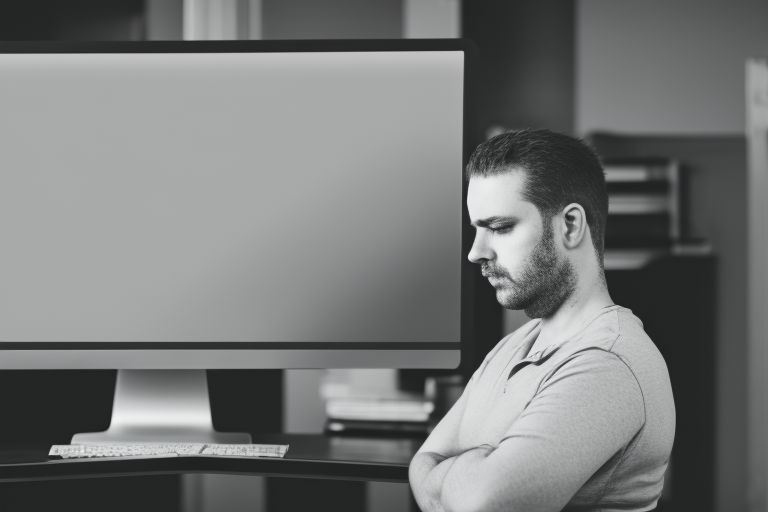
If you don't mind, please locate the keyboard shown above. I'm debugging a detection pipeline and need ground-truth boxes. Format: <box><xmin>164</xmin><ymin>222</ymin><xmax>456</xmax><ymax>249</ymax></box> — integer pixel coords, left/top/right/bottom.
<box><xmin>49</xmin><ymin>443</ymin><xmax>289</xmax><ymax>459</ymax></box>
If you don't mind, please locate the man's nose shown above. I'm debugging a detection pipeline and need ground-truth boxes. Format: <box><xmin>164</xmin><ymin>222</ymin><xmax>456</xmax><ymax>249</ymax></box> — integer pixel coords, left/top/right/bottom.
<box><xmin>468</xmin><ymin>231</ymin><xmax>494</xmax><ymax>264</ymax></box>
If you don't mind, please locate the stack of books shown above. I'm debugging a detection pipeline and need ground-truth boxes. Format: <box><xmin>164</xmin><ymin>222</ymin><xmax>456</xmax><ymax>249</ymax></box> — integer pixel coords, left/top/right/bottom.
<box><xmin>602</xmin><ymin>157</ymin><xmax>712</xmax><ymax>270</ymax></box>
<box><xmin>603</xmin><ymin>158</ymin><xmax>689</xmax><ymax>270</ymax></box>
<box><xmin>605</xmin><ymin>158</ymin><xmax>679</xmax><ymax>242</ymax></box>
<box><xmin>324</xmin><ymin>395</ymin><xmax>434</xmax><ymax>437</ymax></box>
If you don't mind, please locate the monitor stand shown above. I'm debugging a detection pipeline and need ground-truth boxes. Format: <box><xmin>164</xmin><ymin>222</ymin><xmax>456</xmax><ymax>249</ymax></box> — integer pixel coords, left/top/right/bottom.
<box><xmin>71</xmin><ymin>370</ymin><xmax>252</xmax><ymax>444</ymax></box>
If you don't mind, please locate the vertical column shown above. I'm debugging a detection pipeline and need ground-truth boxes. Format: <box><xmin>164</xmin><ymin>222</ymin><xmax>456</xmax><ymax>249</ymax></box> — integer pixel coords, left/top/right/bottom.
<box><xmin>746</xmin><ymin>57</ymin><xmax>768</xmax><ymax>512</ymax></box>
<box><xmin>183</xmin><ymin>0</ymin><xmax>257</xmax><ymax>40</ymax></box>
<box><xmin>403</xmin><ymin>0</ymin><xmax>460</xmax><ymax>39</ymax></box>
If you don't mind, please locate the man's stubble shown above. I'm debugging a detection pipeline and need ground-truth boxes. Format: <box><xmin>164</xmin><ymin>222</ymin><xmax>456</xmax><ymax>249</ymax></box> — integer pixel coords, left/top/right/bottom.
<box><xmin>491</xmin><ymin>218</ymin><xmax>576</xmax><ymax>319</ymax></box>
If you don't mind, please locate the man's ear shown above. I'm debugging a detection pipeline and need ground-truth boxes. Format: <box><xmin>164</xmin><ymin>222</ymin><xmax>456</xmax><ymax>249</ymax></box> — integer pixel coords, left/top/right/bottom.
<box><xmin>561</xmin><ymin>203</ymin><xmax>588</xmax><ymax>250</ymax></box>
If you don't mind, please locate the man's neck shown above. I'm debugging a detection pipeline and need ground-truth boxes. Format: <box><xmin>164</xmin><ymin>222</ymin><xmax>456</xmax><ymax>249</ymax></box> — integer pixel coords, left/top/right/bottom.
<box><xmin>537</xmin><ymin>273</ymin><xmax>614</xmax><ymax>347</ymax></box>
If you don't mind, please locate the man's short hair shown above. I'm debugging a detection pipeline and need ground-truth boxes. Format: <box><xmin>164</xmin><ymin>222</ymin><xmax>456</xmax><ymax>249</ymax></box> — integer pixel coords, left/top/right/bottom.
<box><xmin>465</xmin><ymin>128</ymin><xmax>609</xmax><ymax>263</ymax></box>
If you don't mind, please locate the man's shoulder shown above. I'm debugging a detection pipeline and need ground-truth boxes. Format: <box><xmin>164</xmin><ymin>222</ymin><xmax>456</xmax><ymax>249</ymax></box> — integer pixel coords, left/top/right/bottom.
<box><xmin>566</xmin><ymin>306</ymin><xmax>649</xmax><ymax>351</ymax></box>
<box><xmin>557</xmin><ymin>306</ymin><xmax>668</xmax><ymax>383</ymax></box>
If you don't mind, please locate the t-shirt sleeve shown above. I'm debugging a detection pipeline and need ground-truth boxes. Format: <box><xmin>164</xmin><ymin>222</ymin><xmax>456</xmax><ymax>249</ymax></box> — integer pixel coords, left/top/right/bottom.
<box><xmin>417</xmin><ymin>331</ymin><xmax>520</xmax><ymax>456</ymax></box>
<box><xmin>416</xmin><ymin>365</ymin><xmax>480</xmax><ymax>456</ymax></box>
<box><xmin>475</xmin><ymin>349</ymin><xmax>645</xmax><ymax>511</ymax></box>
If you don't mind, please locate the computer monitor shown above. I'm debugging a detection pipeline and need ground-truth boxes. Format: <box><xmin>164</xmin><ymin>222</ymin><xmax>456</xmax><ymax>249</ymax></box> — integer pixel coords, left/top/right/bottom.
<box><xmin>0</xmin><ymin>40</ymin><xmax>470</xmax><ymax>443</ymax></box>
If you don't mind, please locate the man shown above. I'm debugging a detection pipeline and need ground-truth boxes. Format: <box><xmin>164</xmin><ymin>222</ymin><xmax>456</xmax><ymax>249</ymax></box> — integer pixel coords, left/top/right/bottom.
<box><xmin>409</xmin><ymin>129</ymin><xmax>675</xmax><ymax>512</ymax></box>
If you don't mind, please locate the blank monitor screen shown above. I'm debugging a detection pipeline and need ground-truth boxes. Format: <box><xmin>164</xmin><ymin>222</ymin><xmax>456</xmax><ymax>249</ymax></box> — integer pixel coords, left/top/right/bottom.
<box><xmin>0</xmin><ymin>42</ymin><xmax>465</xmax><ymax>368</ymax></box>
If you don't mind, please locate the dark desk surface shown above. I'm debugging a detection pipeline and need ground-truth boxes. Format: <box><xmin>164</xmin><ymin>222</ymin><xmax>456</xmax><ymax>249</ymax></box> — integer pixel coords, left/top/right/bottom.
<box><xmin>0</xmin><ymin>434</ymin><xmax>420</xmax><ymax>484</ymax></box>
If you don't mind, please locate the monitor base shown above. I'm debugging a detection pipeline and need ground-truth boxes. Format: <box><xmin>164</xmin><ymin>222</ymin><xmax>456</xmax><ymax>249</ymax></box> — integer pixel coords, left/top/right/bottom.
<box><xmin>71</xmin><ymin>369</ymin><xmax>252</xmax><ymax>444</ymax></box>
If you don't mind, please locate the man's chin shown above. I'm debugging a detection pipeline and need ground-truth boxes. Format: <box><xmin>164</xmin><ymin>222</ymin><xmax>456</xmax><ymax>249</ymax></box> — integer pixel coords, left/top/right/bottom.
<box><xmin>495</xmin><ymin>288</ymin><xmax>526</xmax><ymax>311</ymax></box>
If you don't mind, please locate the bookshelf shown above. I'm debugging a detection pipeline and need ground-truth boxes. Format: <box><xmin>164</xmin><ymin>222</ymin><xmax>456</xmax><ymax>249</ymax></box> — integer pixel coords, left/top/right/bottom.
<box><xmin>604</xmin><ymin>157</ymin><xmax>685</xmax><ymax>270</ymax></box>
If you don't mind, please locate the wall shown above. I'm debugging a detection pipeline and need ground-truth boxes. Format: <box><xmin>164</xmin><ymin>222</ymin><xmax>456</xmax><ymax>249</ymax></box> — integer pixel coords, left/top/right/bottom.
<box><xmin>463</xmin><ymin>0</ymin><xmax>575</xmax><ymax>137</ymax></box>
<box><xmin>0</xmin><ymin>0</ymin><xmax>144</xmax><ymax>41</ymax></box>
<box><xmin>577</xmin><ymin>0</ymin><xmax>768</xmax><ymax>135</ymax></box>
<box><xmin>262</xmin><ymin>0</ymin><xmax>401</xmax><ymax>39</ymax></box>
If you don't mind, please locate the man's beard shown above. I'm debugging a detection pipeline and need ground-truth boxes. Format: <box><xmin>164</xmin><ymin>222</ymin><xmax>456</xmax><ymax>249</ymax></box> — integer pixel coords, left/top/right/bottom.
<box><xmin>483</xmin><ymin>220</ymin><xmax>576</xmax><ymax>319</ymax></box>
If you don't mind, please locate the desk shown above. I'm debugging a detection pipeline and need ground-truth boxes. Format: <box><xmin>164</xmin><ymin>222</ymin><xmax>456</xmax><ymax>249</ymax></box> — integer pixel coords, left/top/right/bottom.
<box><xmin>0</xmin><ymin>434</ymin><xmax>419</xmax><ymax>483</ymax></box>
<box><xmin>0</xmin><ymin>435</ymin><xmax>420</xmax><ymax>511</ymax></box>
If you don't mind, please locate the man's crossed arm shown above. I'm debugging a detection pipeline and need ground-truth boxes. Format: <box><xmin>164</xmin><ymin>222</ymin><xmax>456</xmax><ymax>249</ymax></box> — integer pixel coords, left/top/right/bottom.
<box><xmin>408</xmin><ymin>351</ymin><xmax>645</xmax><ymax>512</ymax></box>
<box><xmin>410</xmin><ymin>444</ymin><xmax>494</xmax><ymax>512</ymax></box>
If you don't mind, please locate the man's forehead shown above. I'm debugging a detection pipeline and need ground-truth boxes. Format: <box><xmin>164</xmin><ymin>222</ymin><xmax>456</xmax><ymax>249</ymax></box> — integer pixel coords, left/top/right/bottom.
<box><xmin>466</xmin><ymin>172</ymin><xmax>533</xmax><ymax>218</ymax></box>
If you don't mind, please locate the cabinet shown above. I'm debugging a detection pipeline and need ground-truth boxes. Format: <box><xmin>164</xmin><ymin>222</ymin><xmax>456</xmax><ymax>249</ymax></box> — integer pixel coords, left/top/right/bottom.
<box><xmin>607</xmin><ymin>255</ymin><xmax>716</xmax><ymax>512</ymax></box>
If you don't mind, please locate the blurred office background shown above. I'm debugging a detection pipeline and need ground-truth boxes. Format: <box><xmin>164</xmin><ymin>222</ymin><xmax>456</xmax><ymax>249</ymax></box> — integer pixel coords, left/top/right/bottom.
<box><xmin>1</xmin><ymin>1</ymin><xmax>767</xmax><ymax>511</ymax></box>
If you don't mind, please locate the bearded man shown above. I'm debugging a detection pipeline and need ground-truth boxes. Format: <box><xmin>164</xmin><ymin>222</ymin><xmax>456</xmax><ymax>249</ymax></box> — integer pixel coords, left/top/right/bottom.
<box><xmin>409</xmin><ymin>129</ymin><xmax>675</xmax><ymax>512</ymax></box>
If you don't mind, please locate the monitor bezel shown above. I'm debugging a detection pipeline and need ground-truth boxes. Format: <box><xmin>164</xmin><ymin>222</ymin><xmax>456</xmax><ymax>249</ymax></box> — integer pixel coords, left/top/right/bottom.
<box><xmin>0</xmin><ymin>39</ymin><xmax>473</xmax><ymax>368</ymax></box>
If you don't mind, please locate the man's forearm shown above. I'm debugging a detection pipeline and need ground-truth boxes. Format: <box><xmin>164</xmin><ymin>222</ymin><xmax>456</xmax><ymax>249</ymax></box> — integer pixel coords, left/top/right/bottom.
<box><xmin>411</xmin><ymin>445</ymin><xmax>493</xmax><ymax>512</ymax></box>
<box><xmin>410</xmin><ymin>452</ymin><xmax>452</xmax><ymax>512</ymax></box>
<box><xmin>438</xmin><ymin>445</ymin><xmax>494</xmax><ymax>511</ymax></box>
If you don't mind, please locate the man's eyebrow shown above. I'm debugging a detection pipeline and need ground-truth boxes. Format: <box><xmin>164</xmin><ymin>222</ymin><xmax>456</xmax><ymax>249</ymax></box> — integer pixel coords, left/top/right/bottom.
<box><xmin>470</xmin><ymin>216</ymin><xmax>517</xmax><ymax>228</ymax></box>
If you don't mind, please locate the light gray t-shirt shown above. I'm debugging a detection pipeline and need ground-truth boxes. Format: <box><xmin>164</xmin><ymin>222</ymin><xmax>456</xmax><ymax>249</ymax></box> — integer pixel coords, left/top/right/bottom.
<box><xmin>455</xmin><ymin>305</ymin><xmax>675</xmax><ymax>511</ymax></box>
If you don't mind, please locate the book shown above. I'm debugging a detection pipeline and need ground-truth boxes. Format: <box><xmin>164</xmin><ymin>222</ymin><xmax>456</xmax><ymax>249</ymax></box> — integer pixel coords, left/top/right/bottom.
<box><xmin>325</xmin><ymin>419</ymin><xmax>429</xmax><ymax>437</ymax></box>
<box><xmin>325</xmin><ymin>397</ymin><xmax>434</xmax><ymax>423</ymax></box>
<box><xmin>604</xmin><ymin>164</ymin><xmax>672</xmax><ymax>183</ymax></box>
<box><xmin>604</xmin><ymin>249</ymin><xmax>668</xmax><ymax>270</ymax></box>
<box><xmin>608</xmin><ymin>195</ymin><xmax>669</xmax><ymax>214</ymax></box>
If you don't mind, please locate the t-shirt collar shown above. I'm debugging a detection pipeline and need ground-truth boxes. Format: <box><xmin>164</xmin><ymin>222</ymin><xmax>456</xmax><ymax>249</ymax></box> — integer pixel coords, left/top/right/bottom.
<box><xmin>523</xmin><ymin>304</ymin><xmax>623</xmax><ymax>363</ymax></box>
